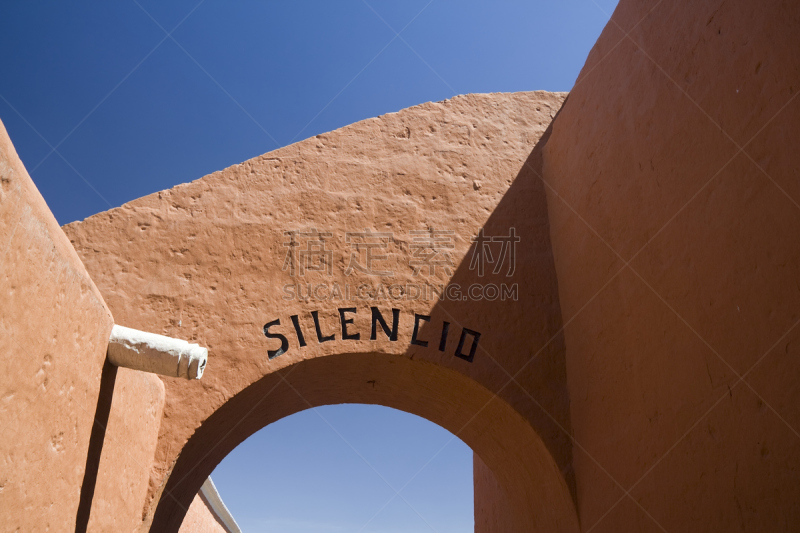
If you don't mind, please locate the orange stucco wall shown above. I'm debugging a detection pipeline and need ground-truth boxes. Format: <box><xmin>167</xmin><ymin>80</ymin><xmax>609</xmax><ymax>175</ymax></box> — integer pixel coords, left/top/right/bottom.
<box><xmin>0</xmin><ymin>118</ymin><xmax>114</xmax><ymax>530</ymax></box>
<box><xmin>542</xmin><ymin>0</ymin><xmax>800</xmax><ymax>530</ymax></box>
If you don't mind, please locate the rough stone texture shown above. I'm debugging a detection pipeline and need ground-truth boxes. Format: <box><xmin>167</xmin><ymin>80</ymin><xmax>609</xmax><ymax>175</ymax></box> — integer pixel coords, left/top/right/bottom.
<box><xmin>543</xmin><ymin>0</ymin><xmax>800</xmax><ymax>530</ymax></box>
<box><xmin>178</xmin><ymin>493</ymin><xmax>230</xmax><ymax>533</ymax></box>
<box><xmin>65</xmin><ymin>91</ymin><xmax>578</xmax><ymax>532</ymax></box>
<box><xmin>87</xmin><ymin>368</ymin><xmax>165</xmax><ymax>532</ymax></box>
<box><xmin>0</xmin><ymin>119</ymin><xmax>114</xmax><ymax>530</ymax></box>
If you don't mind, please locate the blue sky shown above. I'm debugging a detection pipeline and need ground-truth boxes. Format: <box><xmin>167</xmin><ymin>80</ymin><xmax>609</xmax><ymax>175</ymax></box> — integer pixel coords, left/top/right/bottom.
<box><xmin>1</xmin><ymin>1</ymin><xmax>615</xmax><ymax>531</ymax></box>
<box><xmin>213</xmin><ymin>405</ymin><xmax>474</xmax><ymax>533</ymax></box>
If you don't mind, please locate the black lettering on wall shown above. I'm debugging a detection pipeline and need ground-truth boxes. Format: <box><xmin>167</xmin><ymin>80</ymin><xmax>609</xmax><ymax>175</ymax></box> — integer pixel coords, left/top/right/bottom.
<box><xmin>311</xmin><ymin>310</ymin><xmax>335</xmax><ymax>343</ymax></box>
<box><xmin>263</xmin><ymin>319</ymin><xmax>289</xmax><ymax>359</ymax></box>
<box><xmin>438</xmin><ymin>321</ymin><xmax>450</xmax><ymax>352</ymax></box>
<box><xmin>265</xmin><ymin>309</ymin><xmax>481</xmax><ymax>363</ymax></box>
<box><xmin>370</xmin><ymin>307</ymin><xmax>399</xmax><ymax>341</ymax></box>
<box><xmin>290</xmin><ymin>314</ymin><xmax>307</xmax><ymax>347</ymax></box>
<box><xmin>411</xmin><ymin>314</ymin><xmax>431</xmax><ymax>347</ymax></box>
<box><xmin>455</xmin><ymin>328</ymin><xmax>481</xmax><ymax>363</ymax></box>
<box><xmin>338</xmin><ymin>307</ymin><xmax>360</xmax><ymax>340</ymax></box>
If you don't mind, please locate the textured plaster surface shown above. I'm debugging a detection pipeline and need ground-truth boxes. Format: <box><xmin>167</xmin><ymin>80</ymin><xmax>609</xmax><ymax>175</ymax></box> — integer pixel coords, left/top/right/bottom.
<box><xmin>0</xmin><ymin>119</ymin><xmax>114</xmax><ymax>530</ymax></box>
<box><xmin>65</xmin><ymin>91</ymin><xmax>578</xmax><ymax>532</ymax></box>
<box><xmin>543</xmin><ymin>0</ymin><xmax>800</xmax><ymax>530</ymax></box>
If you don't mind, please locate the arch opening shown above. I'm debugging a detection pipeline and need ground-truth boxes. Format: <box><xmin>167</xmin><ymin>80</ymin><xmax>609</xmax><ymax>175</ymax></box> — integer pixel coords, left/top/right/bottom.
<box><xmin>208</xmin><ymin>403</ymin><xmax>475</xmax><ymax>532</ymax></box>
<box><xmin>151</xmin><ymin>351</ymin><xmax>579</xmax><ymax>532</ymax></box>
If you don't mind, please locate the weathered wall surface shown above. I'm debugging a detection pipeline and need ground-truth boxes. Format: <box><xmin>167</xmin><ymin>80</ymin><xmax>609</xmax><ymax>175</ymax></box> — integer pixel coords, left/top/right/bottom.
<box><xmin>0</xmin><ymin>119</ymin><xmax>115</xmax><ymax>530</ymax></box>
<box><xmin>87</xmin><ymin>368</ymin><xmax>165</xmax><ymax>532</ymax></box>
<box><xmin>543</xmin><ymin>0</ymin><xmax>800</xmax><ymax>530</ymax></box>
<box><xmin>65</xmin><ymin>91</ymin><xmax>578</xmax><ymax>532</ymax></box>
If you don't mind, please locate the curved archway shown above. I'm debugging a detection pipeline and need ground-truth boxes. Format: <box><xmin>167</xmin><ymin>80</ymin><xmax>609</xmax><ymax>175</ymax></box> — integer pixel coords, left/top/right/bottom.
<box><xmin>155</xmin><ymin>351</ymin><xmax>577</xmax><ymax>532</ymax></box>
<box><xmin>64</xmin><ymin>91</ymin><xmax>577</xmax><ymax>532</ymax></box>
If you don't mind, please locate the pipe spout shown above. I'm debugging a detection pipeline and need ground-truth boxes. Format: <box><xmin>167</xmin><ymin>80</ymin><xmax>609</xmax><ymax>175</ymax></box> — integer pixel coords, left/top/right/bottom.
<box><xmin>107</xmin><ymin>324</ymin><xmax>207</xmax><ymax>379</ymax></box>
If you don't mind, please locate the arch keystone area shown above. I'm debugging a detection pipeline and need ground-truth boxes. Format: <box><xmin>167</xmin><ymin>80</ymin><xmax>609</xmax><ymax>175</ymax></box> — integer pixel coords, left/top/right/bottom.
<box><xmin>64</xmin><ymin>91</ymin><xmax>578</xmax><ymax>531</ymax></box>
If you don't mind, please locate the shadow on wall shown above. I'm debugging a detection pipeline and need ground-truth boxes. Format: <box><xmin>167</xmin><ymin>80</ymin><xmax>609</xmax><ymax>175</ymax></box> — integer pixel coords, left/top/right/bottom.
<box><xmin>75</xmin><ymin>361</ymin><xmax>118</xmax><ymax>533</ymax></box>
<box><xmin>417</xmin><ymin>118</ymin><xmax>575</xmax><ymax>498</ymax></box>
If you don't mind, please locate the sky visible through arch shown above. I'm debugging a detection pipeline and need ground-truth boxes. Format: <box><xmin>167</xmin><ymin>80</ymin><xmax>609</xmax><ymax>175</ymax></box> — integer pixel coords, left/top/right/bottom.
<box><xmin>1</xmin><ymin>1</ymin><xmax>616</xmax><ymax>531</ymax></box>
<box><xmin>214</xmin><ymin>405</ymin><xmax>474</xmax><ymax>533</ymax></box>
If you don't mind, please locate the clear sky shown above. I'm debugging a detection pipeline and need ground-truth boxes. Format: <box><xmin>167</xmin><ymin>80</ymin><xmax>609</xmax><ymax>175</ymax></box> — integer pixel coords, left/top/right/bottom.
<box><xmin>0</xmin><ymin>1</ymin><xmax>615</xmax><ymax>531</ymax></box>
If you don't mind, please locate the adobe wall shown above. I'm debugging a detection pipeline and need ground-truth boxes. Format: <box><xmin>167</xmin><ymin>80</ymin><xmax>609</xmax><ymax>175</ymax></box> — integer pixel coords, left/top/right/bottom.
<box><xmin>543</xmin><ymin>0</ymin><xmax>800</xmax><ymax>530</ymax></box>
<box><xmin>0</xmin><ymin>119</ymin><xmax>114</xmax><ymax>530</ymax></box>
<box><xmin>64</xmin><ymin>91</ymin><xmax>579</xmax><ymax>532</ymax></box>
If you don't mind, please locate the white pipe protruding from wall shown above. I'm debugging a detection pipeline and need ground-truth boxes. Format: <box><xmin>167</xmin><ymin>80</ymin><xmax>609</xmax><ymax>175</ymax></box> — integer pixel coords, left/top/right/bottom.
<box><xmin>107</xmin><ymin>324</ymin><xmax>207</xmax><ymax>380</ymax></box>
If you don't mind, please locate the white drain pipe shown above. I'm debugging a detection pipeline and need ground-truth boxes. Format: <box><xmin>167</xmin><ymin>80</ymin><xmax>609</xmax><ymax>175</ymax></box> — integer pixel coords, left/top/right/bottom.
<box><xmin>200</xmin><ymin>477</ymin><xmax>243</xmax><ymax>533</ymax></box>
<box><xmin>107</xmin><ymin>324</ymin><xmax>207</xmax><ymax>380</ymax></box>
